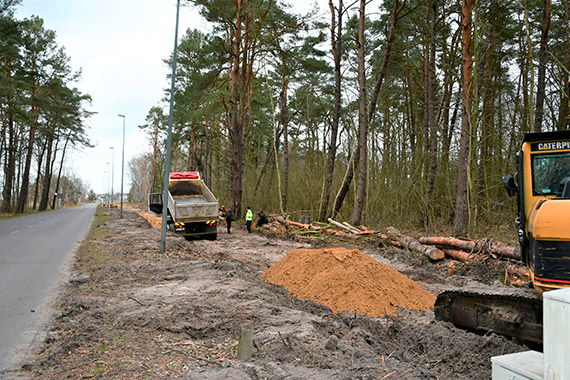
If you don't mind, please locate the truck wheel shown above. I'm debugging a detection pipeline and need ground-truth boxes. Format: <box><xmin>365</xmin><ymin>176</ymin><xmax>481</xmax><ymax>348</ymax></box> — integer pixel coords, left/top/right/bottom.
<box><xmin>207</xmin><ymin>233</ymin><xmax>217</xmax><ymax>241</ymax></box>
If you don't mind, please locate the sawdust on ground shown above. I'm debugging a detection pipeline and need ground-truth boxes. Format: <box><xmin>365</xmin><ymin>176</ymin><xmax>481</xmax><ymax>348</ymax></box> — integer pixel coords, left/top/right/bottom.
<box><xmin>261</xmin><ymin>247</ymin><xmax>436</xmax><ymax>316</ymax></box>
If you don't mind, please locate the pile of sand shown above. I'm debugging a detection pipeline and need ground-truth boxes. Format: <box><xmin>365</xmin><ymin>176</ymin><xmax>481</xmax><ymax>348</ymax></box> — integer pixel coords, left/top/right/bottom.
<box><xmin>139</xmin><ymin>212</ymin><xmax>162</xmax><ymax>229</ymax></box>
<box><xmin>261</xmin><ymin>247</ymin><xmax>436</xmax><ymax>317</ymax></box>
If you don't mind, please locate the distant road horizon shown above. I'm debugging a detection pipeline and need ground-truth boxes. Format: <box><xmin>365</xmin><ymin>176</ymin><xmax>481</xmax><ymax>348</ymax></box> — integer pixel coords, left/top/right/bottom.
<box><xmin>0</xmin><ymin>203</ymin><xmax>96</xmax><ymax>374</ymax></box>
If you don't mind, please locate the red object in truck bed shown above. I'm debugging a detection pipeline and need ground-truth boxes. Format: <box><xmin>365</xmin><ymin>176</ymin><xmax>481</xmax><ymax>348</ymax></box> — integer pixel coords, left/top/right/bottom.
<box><xmin>170</xmin><ymin>171</ymin><xmax>199</xmax><ymax>179</ymax></box>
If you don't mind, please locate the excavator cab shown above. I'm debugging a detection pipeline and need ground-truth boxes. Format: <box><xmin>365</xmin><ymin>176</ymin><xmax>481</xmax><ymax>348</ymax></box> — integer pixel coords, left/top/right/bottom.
<box><xmin>504</xmin><ymin>130</ymin><xmax>570</xmax><ymax>292</ymax></box>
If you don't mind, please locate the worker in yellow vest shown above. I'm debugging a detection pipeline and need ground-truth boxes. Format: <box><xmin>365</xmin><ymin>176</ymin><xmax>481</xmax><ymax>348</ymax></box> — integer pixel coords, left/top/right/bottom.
<box><xmin>245</xmin><ymin>206</ymin><xmax>253</xmax><ymax>233</ymax></box>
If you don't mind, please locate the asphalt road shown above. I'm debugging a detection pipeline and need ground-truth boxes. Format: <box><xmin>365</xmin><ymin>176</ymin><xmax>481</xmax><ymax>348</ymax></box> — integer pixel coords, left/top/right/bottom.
<box><xmin>0</xmin><ymin>203</ymin><xmax>97</xmax><ymax>373</ymax></box>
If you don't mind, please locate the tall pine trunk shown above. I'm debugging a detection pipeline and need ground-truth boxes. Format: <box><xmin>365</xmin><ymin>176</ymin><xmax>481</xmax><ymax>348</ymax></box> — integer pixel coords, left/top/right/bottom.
<box><xmin>17</xmin><ymin>106</ymin><xmax>40</xmax><ymax>213</ymax></box>
<box><xmin>332</xmin><ymin>142</ymin><xmax>356</xmax><ymax>219</ymax></box>
<box><xmin>229</xmin><ymin>0</ymin><xmax>244</xmax><ymax>217</ymax></box>
<box><xmin>557</xmin><ymin>3</ymin><xmax>569</xmax><ymax>131</ymax></box>
<box><xmin>351</xmin><ymin>0</ymin><xmax>368</xmax><ymax>226</ymax></box>
<box><xmin>1</xmin><ymin>117</ymin><xmax>17</xmax><ymax>213</ymax></box>
<box><xmin>534</xmin><ymin>0</ymin><xmax>551</xmax><ymax>132</ymax></box>
<box><xmin>425</xmin><ymin>0</ymin><xmax>437</xmax><ymax>223</ymax></box>
<box><xmin>319</xmin><ymin>0</ymin><xmax>343</xmax><ymax>222</ymax></box>
<box><xmin>38</xmin><ymin>133</ymin><xmax>55</xmax><ymax>211</ymax></box>
<box><xmin>51</xmin><ymin>133</ymin><xmax>70</xmax><ymax>209</ymax></box>
<box><xmin>205</xmin><ymin>121</ymin><xmax>212</xmax><ymax>188</ymax></box>
<box><xmin>453</xmin><ymin>0</ymin><xmax>474</xmax><ymax>237</ymax></box>
<box><xmin>333</xmin><ymin>0</ymin><xmax>402</xmax><ymax>221</ymax></box>
<box><xmin>151</xmin><ymin>119</ymin><xmax>159</xmax><ymax>192</ymax></box>
<box><xmin>280</xmin><ymin>55</ymin><xmax>289</xmax><ymax>213</ymax></box>
<box><xmin>32</xmin><ymin>139</ymin><xmax>47</xmax><ymax>210</ymax></box>
<box><xmin>478</xmin><ymin>0</ymin><xmax>498</xmax><ymax>209</ymax></box>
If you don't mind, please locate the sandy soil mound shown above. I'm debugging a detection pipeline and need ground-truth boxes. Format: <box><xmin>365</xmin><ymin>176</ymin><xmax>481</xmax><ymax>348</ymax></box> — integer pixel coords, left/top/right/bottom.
<box><xmin>261</xmin><ymin>247</ymin><xmax>436</xmax><ymax>316</ymax></box>
<box><xmin>139</xmin><ymin>211</ymin><xmax>162</xmax><ymax>228</ymax></box>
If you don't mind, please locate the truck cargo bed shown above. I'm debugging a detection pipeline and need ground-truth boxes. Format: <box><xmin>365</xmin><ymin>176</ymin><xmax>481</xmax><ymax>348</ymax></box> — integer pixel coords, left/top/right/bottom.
<box><xmin>167</xmin><ymin>179</ymin><xmax>218</xmax><ymax>222</ymax></box>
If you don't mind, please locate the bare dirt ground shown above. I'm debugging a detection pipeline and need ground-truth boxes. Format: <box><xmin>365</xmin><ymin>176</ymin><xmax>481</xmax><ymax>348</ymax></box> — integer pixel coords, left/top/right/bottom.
<box><xmin>10</xmin><ymin>206</ymin><xmax>532</xmax><ymax>379</ymax></box>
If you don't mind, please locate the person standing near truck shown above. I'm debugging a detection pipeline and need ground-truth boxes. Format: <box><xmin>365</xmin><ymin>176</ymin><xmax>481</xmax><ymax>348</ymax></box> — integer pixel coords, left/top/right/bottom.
<box><xmin>226</xmin><ymin>208</ymin><xmax>233</xmax><ymax>234</ymax></box>
<box><xmin>245</xmin><ymin>206</ymin><xmax>253</xmax><ymax>233</ymax></box>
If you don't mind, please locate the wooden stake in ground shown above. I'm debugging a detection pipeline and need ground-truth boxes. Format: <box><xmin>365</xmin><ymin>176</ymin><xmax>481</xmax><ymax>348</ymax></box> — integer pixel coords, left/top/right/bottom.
<box><xmin>237</xmin><ymin>326</ymin><xmax>253</xmax><ymax>361</ymax></box>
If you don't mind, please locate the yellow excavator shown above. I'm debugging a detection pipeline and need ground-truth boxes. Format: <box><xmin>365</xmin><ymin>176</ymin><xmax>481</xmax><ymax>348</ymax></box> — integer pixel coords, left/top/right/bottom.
<box><xmin>435</xmin><ymin>130</ymin><xmax>570</xmax><ymax>346</ymax></box>
<box><xmin>502</xmin><ymin>130</ymin><xmax>570</xmax><ymax>291</ymax></box>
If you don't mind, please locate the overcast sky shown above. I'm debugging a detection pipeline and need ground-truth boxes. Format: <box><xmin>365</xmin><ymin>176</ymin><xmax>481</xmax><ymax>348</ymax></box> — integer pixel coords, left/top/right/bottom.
<box><xmin>15</xmin><ymin>0</ymin><xmax>212</xmax><ymax>195</ymax></box>
<box><xmin>14</xmin><ymin>0</ymin><xmax>321</xmax><ymax>196</ymax></box>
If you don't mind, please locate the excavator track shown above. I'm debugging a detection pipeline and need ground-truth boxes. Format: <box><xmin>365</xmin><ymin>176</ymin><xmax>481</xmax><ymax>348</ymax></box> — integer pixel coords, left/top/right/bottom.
<box><xmin>434</xmin><ymin>288</ymin><xmax>543</xmax><ymax>346</ymax></box>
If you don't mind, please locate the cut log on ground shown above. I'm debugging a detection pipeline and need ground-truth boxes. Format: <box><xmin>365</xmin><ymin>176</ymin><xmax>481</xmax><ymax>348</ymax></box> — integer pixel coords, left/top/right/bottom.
<box><xmin>328</xmin><ymin>218</ymin><xmax>360</xmax><ymax>234</ymax></box>
<box><xmin>324</xmin><ymin>228</ymin><xmax>356</xmax><ymax>238</ymax></box>
<box><xmin>441</xmin><ymin>248</ymin><xmax>474</xmax><ymax>262</ymax></box>
<box><xmin>419</xmin><ymin>236</ymin><xmax>521</xmax><ymax>262</ymax></box>
<box><xmin>342</xmin><ymin>221</ymin><xmax>362</xmax><ymax>234</ymax></box>
<box><xmin>287</xmin><ymin>220</ymin><xmax>310</xmax><ymax>229</ymax></box>
<box><xmin>387</xmin><ymin>227</ymin><xmax>444</xmax><ymax>261</ymax></box>
<box><xmin>506</xmin><ymin>264</ymin><xmax>530</xmax><ymax>280</ymax></box>
<box><xmin>447</xmin><ymin>260</ymin><xmax>460</xmax><ymax>275</ymax></box>
<box><xmin>419</xmin><ymin>236</ymin><xmax>483</xmax><ymax>253</ymax></box>
<box><xmin>266</xmin><ymin>225</ymin><xmax>287</xmax><ymax>233</ymax></box>
<box><xmin>357</xmin><ymin>225</ymin><xmax>376</xmax><ymax>234</ymax></box>
<box><xmin>488</xmin><ymin>242</ymin><xmax>521</xmax><ymax>261</ymax></box>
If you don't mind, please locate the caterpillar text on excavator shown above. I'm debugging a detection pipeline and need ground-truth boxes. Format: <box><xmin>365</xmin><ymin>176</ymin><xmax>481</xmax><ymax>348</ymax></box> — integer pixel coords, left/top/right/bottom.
<box><xmin>435</xmin><ymin>130</ymin><xmax>570</xmax><ymax>347</ymax></box>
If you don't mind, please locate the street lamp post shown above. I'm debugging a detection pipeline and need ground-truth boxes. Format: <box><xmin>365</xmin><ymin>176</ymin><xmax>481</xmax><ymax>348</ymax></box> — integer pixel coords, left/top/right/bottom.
<box><xmin>101</xmin><ymin>173</ymin><xmax>105</xmax><ymax>201</ymax></box>
<box><xmin>103</xmin><ymin>171</ymin><xmax>107</xmax><ymax>205</ymax></box>
<box><xmin>118</xmin><ymin>114</ymin><xmax>126</xmax><ymax>218</ymax></box>
<box><xmin>110</xmin><ymin>147</ymin><xmax>114</xmax><ymax>207</ymax></box>
<box><xmin>106</xmin><ymin>162</ymin><xmax>110</xmax><ymax>208</ymax></box>
<box><xmin>160</xmin><ymin>0</ymin><xmax>181</xmax><ymax>254</ymax></box>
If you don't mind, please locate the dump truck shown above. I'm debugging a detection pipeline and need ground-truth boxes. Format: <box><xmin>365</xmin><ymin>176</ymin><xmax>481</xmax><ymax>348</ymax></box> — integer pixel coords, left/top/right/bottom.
<box><xmin>148</xmin><ymin>171</ymin><xmax>218</xmax><ymax>240</ymax></box>
<box><xmin>435</xmin><ymin>130</ymin><xmax>570</xmax><ymax>346</ymax></box>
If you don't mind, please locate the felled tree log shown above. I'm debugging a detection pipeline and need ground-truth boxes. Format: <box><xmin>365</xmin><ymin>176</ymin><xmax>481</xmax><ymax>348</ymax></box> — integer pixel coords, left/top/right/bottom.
<box><xmin>274</xmin><ymin>215</ymin><xmax>287</xmax><ymax>225</ymax></box>
<box><xmin>324</xmin><ymin>228</ymin><xmax>356</xmax><ymax>238</ymax></box>
<box><xmin>488</xmin><ymin>242</ymin><xmax>521</xmax><ymax>261</ymax></box>
<box><xmin>419</xmin><ymin>236</ymin><xmax>483</xmax><ymax>253</ymax></box>
<box><xmin>357</xmin><ymin>225</ymin><xmax>376</xmax><ymax>234</ymax></box>
<box><xmin>441</xmin><ymin>248</ymin><xmax>474</xmax><ymax>262</ymax></box>
<box><xmin>387</xmin><ymin>227</ymin><xmax>445</xmax><ymax>261</ymax></box>
<box><xmin>342</xmin><ymin>221</ymin><xmax>362</xmax><ymax>234</ymax></box>
<box><xmin>287</xmin><ymin>220</ymin><xmax>310</xmax><ymax>229</ymax></box>
<box><xmin>327</xmin><ymin>218</ymin><xmax>360</xmax><ymax>234</ymax></box>
<box><xmin>447</xmin><ymin>260</ymin><xmax>460</xmax><ymax>275</ymax></box>
<box><xmin>419</xmin><ymin>236</ymin><xmax>521</xmax><ymax>261</ymax></box>
<box><xmin>266</xmin><ymin>225</ymin><xmax>286</xmax><ymax>233</ymax></box>
<box><xmin>286</xmin><ymin>220</ymin><xmax>329</xmax><ymax>231</ymax></box>
<box><xmin>506</xmin><ymin>264</ymin><xmax>530</xmax><ymax>280</ymax></box>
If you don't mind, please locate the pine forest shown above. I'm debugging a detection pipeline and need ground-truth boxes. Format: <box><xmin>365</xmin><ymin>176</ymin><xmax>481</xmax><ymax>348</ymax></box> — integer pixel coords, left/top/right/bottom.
<box><xmin>2</xmin><ymin>0</ymin><xmax>570</xmax><ymax>237</ymax></box>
